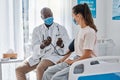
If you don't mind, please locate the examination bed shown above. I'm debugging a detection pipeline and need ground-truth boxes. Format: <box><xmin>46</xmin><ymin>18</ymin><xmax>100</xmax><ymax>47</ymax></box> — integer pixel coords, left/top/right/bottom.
<box><xmin>69</xmin><ymin>56</ymin><xmax>120</xmax><ymax>80</ymax></box>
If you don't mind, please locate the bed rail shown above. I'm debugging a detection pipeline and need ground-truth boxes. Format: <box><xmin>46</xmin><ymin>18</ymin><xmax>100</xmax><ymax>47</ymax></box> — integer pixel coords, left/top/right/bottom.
<box><xmin>69</xmin><ymin>56</ymin><xmax>120</xmax><ymax>80</ymax></box>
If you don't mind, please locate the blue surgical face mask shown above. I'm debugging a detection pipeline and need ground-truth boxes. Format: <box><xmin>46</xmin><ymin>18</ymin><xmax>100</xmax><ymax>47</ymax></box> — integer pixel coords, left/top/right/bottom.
<box><xmin>44</xmin><ymin>17</ymin><xmax>54</xmax><ymax>25</ymax></box>
<box><xmin>73</xmin><ymin>18</ymin><xmax>78</xmax><ymax>25</ymax></box>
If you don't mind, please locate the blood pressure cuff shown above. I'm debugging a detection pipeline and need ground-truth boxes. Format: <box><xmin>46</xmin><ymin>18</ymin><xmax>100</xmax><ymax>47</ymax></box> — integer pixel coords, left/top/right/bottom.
<box><xmin>68</xmin><ymin>39</ymin><xmax>75</xmax><ymax>52</ymax></box>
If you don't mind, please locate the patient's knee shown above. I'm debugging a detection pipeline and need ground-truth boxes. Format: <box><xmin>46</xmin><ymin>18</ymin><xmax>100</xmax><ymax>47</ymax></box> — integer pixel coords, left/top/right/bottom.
<box><xmin>36</xmin><ymin>64</ymin><xmax>47</xmax><ymax>73</ymax></box>
<box><xmin>43</xmin><ymin>69</ymin><xmax>51</xmax><ymax>76</ymax></box>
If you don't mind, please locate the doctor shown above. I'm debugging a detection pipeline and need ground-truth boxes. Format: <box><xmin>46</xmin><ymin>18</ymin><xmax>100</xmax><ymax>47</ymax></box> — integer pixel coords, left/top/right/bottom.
<box><xmin>16</xmin><ymin>7</ymin><xmax>69</xmax><ymax>80</ymax></box>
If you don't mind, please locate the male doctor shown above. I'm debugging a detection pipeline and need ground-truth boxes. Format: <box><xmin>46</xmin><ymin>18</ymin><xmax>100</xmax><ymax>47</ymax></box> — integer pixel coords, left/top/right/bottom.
<box><xmin>16</xmin><ymin>7</ymin><xmax>69</xmax><ymax>80</ymax></box>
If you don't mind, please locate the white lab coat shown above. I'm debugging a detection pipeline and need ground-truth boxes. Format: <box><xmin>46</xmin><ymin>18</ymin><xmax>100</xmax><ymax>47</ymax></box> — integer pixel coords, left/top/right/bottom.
<box><xmin>27</xmin><ymin>22</ymin><xmax>70</xmax><ymax>66</ymax></box>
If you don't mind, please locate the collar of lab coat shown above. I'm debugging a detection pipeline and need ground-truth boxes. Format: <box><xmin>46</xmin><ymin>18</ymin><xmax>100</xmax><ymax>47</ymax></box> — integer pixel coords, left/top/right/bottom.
<box><xmin>43</xmin><ymin>22</ymin><xmax>54</xmax><ymax>30</ymax></box>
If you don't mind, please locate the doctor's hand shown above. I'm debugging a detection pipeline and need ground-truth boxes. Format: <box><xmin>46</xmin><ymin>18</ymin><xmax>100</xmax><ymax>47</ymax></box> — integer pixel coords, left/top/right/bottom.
<box><xmin>64</xmin><ymin>59</ymin><xmax>74</xmax><ymax>65</ymax></box>
<box><xmin>40</xmin><ymin>36</ymin><xmax>52</xmax><ymax>49</ymax></box>
<box><xmin>56</xmin><ymin>38</ymin><xmax>64</xmax><ymax>48</ymax></box>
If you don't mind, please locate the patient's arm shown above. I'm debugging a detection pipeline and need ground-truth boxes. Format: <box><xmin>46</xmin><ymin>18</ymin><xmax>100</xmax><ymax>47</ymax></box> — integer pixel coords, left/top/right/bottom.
<box><xmin>65</xmin><ymin>49</ymin><xmax>93</xmax><ymax>65</ymax></box>
<box><xmin>57</xmin><ymin>50</ymin><xmax>71</xmax><ymax>63</ymax></box>
<box><xmin>76</xmin><ymin>49</ymin><xmax>92</xmax><ymax>60</ymax></box>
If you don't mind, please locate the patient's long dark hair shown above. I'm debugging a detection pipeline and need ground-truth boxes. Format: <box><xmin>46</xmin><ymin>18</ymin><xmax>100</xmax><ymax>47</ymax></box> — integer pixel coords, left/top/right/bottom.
<box><xmin>72</xmin><ymin>3</ymin><xmax>97</xmax><ymax>32</ymax></box>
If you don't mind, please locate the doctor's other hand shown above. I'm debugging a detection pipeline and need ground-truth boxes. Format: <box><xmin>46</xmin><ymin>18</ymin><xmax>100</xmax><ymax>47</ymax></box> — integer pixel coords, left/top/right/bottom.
<box><xmin>56</xmin><ymin>38</ymin><xmax>64</xmax><ymax>48</ymax></box>
<box><xmin>40</xmin><ymin>36</ymin><xmax>52</xmax><ymax>49</ymax></box>
<box><xmin>46</xmin><ymin>36</ymin><xmax>52</xmax><ymax>46</ymax></box>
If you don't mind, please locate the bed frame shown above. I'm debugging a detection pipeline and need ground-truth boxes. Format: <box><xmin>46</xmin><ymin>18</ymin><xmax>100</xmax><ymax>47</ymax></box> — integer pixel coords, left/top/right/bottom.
<box><xmin>69</xmin><ymin>56</ymin><xmax>120</xmax><ymax>80</ymax></box>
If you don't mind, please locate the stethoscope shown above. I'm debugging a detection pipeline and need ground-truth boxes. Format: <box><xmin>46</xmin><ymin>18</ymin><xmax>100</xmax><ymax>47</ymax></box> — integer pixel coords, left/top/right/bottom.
<box><xmin>42</xmin><ymin>25</ymin><xmax>64</xmax><ymax>56</ymax></box>
<box><xmin>56</xmin><ymin>25</ymin><xmax>60</xmax><ymax>36</ymax></box>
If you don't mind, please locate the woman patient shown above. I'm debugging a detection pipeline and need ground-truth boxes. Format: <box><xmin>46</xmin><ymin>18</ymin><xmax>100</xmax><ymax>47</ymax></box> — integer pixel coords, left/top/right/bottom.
<box><xmin>42</xmin><ymin>3</ymin><xmax>97</xmax><ymax>80</ymax></box>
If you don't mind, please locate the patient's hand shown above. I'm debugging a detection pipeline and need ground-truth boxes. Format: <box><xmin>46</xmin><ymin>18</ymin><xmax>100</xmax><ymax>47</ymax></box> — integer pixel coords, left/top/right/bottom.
<box><xmin>64</xmin><ymin>59</ymin><xmax>74</xmax><ymax>65</ymax></box>
<box><xmin>57</xmin><ymin>58</ymin><xmax>65</xmax><ymax>64</ymax></box>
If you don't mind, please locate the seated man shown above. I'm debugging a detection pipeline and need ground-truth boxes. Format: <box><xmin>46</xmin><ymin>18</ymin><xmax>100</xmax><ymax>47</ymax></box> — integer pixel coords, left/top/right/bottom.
<box><xmin>15</xmin><ymin>7</ymin><xmax>69</xmax><ymax>80</ymax></box>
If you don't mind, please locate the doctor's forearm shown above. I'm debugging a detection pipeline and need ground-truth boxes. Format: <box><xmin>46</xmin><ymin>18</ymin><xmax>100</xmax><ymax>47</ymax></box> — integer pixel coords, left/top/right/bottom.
<box><xmin>62</xmin><ymin>50</ymin><xmax>71</xmax><ymax>61</ymax></box>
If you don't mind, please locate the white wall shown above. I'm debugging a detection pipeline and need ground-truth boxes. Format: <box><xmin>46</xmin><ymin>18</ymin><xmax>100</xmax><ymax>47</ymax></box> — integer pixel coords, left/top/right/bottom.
<box><xmin>95</xmin><ymin>0</ymin><xmax>107</xmax><ymax>39</ymax></box>
<box><xmin>106</xmin><ymin>0</ymin><xmax>120</xmax><ymax>56</ymax></box>
<box><xmin>0</xmin><ymin>0</ymin><xmax>9</xmax><ymax>57</ymax></box>
<box><xmin>95</xmin><ymin>0</ymin><xmax>120</xmax><ymax>56</ymax></box>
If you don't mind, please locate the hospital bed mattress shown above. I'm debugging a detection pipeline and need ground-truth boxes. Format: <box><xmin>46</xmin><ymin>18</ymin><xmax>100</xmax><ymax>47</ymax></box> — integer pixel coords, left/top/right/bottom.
<box><xmin>69</xmin><ymin>56</ymin><xmax>120</xmax><ymax>80</ymax></box>
<box><xmin>78</xmin><ymin>72</ymin><xmax>120</xmax><ymax>80</ymax></box>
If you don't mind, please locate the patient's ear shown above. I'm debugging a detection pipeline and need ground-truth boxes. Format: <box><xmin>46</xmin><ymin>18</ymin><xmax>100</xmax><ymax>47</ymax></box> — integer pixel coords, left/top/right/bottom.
<box><xmin>76</xmin><ymin>14</ymin><xmax>82</xmax><ymax>19</ymax></box>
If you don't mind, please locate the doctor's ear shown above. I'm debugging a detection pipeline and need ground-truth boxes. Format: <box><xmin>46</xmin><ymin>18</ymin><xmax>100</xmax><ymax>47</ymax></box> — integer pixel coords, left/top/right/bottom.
<box><xmin>41</xmin><ymin>16</ymin><xmax>44</xmax><ymax>19</ymax></box>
